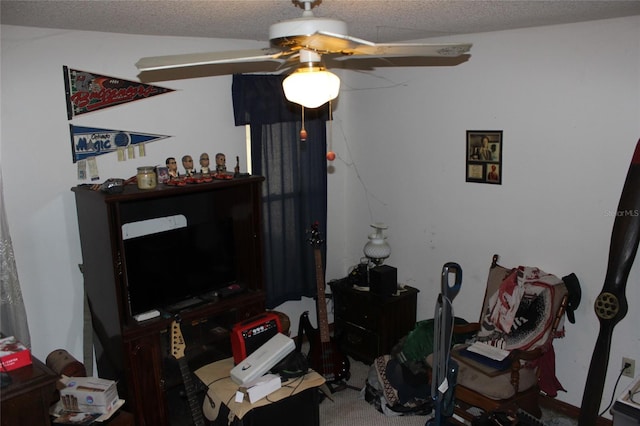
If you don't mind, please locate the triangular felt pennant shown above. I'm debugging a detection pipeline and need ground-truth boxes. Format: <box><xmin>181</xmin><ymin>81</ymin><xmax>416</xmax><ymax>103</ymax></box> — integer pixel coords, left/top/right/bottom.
<box><xmin>64</xmin><ymin>66</ymin><xmax>175</xmax><ymax>119</ymax></box>
<box><xmin>70</xmin><ymin>125</ymin><xmax>170</xmax><ymax>163</ymax></box>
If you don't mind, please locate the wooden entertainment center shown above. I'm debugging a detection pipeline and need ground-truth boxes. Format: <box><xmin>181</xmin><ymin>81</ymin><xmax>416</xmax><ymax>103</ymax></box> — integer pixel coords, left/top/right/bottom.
<box><xmin>72</xmin><ymin>176</ymin><xmax>266</xmax><ymax>426</ymax></box>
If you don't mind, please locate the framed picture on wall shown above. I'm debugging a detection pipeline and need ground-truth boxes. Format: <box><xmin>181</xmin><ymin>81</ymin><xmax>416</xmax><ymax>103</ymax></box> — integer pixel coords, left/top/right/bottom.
<box><xmin>466</xmin><ymin>130</ymin><xmax>503</xmax><ymax>185</ymax></box>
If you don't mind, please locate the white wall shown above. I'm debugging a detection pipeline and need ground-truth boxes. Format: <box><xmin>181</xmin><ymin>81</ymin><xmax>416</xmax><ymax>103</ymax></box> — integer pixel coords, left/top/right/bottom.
<box><xmin>0</xmin><ymin>26</ymin><xmax>261</xmax><ymax>357</ymax></box>
<box><xmin>1</xmin><ymin>16</ymin><xmax>639</xmax><ymax>416</ymax></box>
<box><xmin>328</xmin><ymin>16</ymin><xmax>640</xmax><ymax>413</ymax></box>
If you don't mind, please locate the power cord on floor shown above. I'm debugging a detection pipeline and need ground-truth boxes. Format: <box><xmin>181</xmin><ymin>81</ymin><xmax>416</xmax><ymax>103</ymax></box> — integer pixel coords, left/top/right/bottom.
<box><xmin>598</xmin><ymin>362</ymin><xmax>630</xmax><ymax>416</ymax></box>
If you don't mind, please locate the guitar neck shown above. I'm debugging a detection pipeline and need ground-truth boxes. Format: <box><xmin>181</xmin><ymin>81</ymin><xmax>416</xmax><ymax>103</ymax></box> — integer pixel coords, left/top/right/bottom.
<box><xmin>178</xmin><ymin>358</ymin><xmax>205</xmax><ymax>426</ymax></box>
<box><xmin>314</xmin><ymin>248</ymin><xmax>330</xmax><ymax>344</ymax></box>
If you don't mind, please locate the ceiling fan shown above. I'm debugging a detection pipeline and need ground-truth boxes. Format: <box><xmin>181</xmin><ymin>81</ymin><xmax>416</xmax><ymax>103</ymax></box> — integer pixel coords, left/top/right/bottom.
<box><xmin>135</xmin><ymin>0</ymin><xmax>472</xmax><ymax>107</ymax></box>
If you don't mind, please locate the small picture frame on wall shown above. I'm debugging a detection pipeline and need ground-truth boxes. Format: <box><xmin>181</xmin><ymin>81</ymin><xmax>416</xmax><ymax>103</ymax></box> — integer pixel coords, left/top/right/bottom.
<box><xmin>466</xmin><ymin>130</ymin><xmax>503</xmax><ymax>185</ymax></box>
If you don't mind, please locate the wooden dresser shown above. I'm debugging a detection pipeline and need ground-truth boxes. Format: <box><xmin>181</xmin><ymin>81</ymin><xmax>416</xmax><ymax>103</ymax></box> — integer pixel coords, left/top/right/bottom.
<box><xmin>330</xmin><ymin>278</ymin><xmax>419</xmax><ymax>364</ymax></box>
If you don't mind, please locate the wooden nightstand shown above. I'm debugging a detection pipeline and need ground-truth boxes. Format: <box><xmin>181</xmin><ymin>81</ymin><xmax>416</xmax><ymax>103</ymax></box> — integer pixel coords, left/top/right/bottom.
<box><xmin>330</xmin><ymin>278</ymin><xmax>419</xmax><ymax>364</ymax></box>
<box><xmin>1</xmin><ymin>356</ymin><xmax>58</xmax><ymax>426</ymax></box>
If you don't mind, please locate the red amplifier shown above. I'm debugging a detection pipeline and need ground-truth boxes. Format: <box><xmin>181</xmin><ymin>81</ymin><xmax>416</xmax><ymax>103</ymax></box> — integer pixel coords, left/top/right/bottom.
<box><xmin>231</xmin><ymin>312</ymin><xmax>282</xmax><ymax>364</ymax></box>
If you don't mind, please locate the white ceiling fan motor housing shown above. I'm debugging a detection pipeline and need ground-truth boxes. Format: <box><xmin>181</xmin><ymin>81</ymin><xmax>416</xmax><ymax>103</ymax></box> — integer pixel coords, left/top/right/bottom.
<box><xmin>269</xmin><ymin>17</ymin><xmax>348</xmax><ymax>41</ymax></box>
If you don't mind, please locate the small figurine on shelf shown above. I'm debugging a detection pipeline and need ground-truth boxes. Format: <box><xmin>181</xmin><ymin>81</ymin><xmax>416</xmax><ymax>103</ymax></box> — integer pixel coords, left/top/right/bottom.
<box><xmin>182</xmin><ymin>155</ymin><xmax>196</xmax><ymax>176</ymax></box>
<box><xmin>200</xmin><ymin>153</ymin><xmax>211</xmax><ymax>174</ymax></box>
<box><xmin>215</xmin><ymin>153</ymin><xmax>226</xmax><ymax>173</ymax></box>
<box><xmin>166</xmin><ymin>157</ymin><xmax>179</xmax><ymax>178</ymax></box>
<box><xmin>156</xmin><ymin>166</ymin><xmax>170</xmax><ymax>184</ymax></box>
<box><xmin>233</xmin><ymin>156</ymin><xmax>250</xmax><ymax>178</ymax></box>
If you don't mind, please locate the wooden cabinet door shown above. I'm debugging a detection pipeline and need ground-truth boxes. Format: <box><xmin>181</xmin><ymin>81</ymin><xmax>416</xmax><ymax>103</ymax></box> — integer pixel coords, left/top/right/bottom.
<box><xmin>125</xmin><ymin>333</ymin><xmax>168</xmax><ymax>426</ymax></box>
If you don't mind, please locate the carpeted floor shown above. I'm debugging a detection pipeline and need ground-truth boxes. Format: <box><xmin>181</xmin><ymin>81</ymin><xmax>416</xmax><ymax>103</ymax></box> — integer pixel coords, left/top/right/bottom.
<box><xmin>318</xmin><ymin>356</ymin><xmax>578</xmax><ymax>426</ymax></box>
<box><xmin>318</xmin><ymin>355</ymin><xmax>428</xmax><ymax>426</ymax></box>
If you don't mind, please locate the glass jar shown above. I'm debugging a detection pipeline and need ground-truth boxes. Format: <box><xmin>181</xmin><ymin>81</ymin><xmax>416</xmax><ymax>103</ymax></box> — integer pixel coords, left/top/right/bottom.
<box><xmin>136</xmin><ymin>166</ymin><xmax>157</xmax><ymax>189</ymax></box>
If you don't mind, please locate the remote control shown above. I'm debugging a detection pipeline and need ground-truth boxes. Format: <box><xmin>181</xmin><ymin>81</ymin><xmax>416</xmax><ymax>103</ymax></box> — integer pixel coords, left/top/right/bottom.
<box><xmin>134</xmin><ymin>309</ymin><xmax>160</xmax><ymax>322</ymax></box>
<box><xmin>218</xmin><ymin>283</ymin><xmax>246</xmax><ymax>298</ymax></box>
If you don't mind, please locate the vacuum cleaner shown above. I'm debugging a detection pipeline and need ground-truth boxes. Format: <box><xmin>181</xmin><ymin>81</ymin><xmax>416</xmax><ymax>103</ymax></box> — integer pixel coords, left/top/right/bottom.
<box><xmin>427</xmin><ymin>262</ymin><xmax>462</xmax><ymax>426</ymax></box>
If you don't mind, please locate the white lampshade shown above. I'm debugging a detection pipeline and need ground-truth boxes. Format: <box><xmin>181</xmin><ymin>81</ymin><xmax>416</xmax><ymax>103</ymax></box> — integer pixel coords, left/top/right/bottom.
<box><xmin>282</xmin><ymin>66</ymin><xmax>340</xmax><ymax>109</ymax></box>
<box><xmin>363</xmin><ymin>223</ymin><xmax>391</xmax><ymax>266</ymax></box>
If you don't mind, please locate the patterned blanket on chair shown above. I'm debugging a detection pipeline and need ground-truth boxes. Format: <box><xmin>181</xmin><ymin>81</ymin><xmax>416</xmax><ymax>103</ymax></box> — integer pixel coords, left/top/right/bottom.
<box><xmin>477</xmin><ymin>266</ymin><xmax>565</xmax><ymax>351</ymax></box>
<box><xmin>476</xmin><ymin>265</ymin><xmax>568</xmax><ymax>396</ymax></box>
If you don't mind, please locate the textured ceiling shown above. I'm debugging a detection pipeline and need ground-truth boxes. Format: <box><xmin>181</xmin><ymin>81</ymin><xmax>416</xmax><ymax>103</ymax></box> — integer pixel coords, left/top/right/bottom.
<box><xmin>2</xmin><ymin>0</ymin><xmax>640</xmax><ymax>44</ymax></box>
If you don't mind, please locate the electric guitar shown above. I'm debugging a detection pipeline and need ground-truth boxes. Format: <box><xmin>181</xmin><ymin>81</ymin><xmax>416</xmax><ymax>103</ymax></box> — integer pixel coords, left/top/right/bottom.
<box><xmin>170</xmin><ymin>319</ymin><xmax>205</xmax><ymax>426</ymax></box>
<box><xmin>303</xmin><ymin>222</ymin><xmax>350</xmax><ymax>384</ymax></box>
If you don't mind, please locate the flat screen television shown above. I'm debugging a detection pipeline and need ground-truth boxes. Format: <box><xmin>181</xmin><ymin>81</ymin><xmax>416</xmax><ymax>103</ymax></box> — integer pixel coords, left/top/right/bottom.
<box><xmin>122</xmin><ymin>215</ymin><xmax>236</xmax><ymax>316</ymax></box>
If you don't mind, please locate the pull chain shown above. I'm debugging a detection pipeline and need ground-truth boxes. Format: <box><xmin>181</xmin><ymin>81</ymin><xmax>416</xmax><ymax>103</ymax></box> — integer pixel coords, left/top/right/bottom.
<box><xmin>327</xmin><ymin>100</ymin><xmax>335</xmax><ymax>161</ymax></box>
<box><xmin>300</xmin><ymin>106</ymin><xmax>307</xmax><ymax>141</ymax></box>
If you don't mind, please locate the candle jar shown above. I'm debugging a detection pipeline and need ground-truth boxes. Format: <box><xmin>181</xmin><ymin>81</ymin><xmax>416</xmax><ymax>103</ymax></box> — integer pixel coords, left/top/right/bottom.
<box><xmin>137</xmin><ymin>166</ymin><xmax>157</xmax><ymax>189</ymax></box>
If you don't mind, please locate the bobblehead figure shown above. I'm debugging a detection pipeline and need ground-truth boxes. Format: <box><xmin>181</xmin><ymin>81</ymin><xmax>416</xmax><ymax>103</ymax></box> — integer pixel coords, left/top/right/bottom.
<box><xmin>215</xmin><ymin>153</ymin><xmax>226</xmax><ymax>173</ymax></box>
<box><xmin>182</xmin><ymin>155</ymin><xmax>196</xmax><ymax>176</ymax></box>
<box><xmin>200</xmin><ymin>153</ymin><xmax>211</xmax><ymax>174</ymax></box>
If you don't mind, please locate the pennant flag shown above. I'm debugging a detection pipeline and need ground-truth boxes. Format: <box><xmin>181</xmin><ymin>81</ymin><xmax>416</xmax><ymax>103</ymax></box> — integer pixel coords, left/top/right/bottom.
<box><xmin>64</xmin><ymin>66</ymin><xmax>174</xmax><ymax>119</ymax></box>
<box><xmin>70</xmin><ymin>125</ymin><xmax>170</xmax><ymax>163</ymax></box>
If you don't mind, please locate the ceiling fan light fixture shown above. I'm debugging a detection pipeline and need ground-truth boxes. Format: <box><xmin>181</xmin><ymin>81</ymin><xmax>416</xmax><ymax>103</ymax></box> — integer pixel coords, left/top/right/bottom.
<box><xmin>282</xmin><ymin>65</ymin><xmax>340</xmax><ymax>109</ymax></box>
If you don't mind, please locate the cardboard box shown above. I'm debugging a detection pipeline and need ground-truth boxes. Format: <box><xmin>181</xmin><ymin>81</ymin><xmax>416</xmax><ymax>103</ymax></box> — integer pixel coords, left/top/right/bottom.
<box><xmin>245</xmin><ymin>374</ymin><xmax>282</xmax><ymax>403</ymax></box>
<box><xmin>0</xmin><ymin>336</ymin><xmax>32</xmax><ymax>371</ymax></box>
<box><xmin>60</xmin><ymin>377</ymin><xmax>119</xmax><ymax>414</ymax></box>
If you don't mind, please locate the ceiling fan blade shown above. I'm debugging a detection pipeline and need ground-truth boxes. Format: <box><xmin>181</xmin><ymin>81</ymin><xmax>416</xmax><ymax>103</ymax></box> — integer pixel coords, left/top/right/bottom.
<box><xmin>135</xmin><ymin>48</ymin><xmax>288</xmax><ymax>72</ymax></box>
<box><xmin>134</xmin><ymin>2</ymin><xmax>473</xmax><ymax>81</ymax></box>
<box><xmin>341</xmin><ymin>42</ymin><xmax>472</xmax><ymax>58</ymax></box>
<box><xmin>304</xmin><ymin>31</ymin><xmax>471</xmax><ymax>58</ymax></box>
<box><xmin>299</xmin><ymin>31</ymin><xmax>370</xmax><ymax>53</ymax></box>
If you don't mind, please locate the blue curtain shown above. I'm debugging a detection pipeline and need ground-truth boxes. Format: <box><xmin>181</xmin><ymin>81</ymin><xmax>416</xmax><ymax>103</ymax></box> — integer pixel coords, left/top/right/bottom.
<box><xmin>232</xmin><ymin>74</ymin><xmax>328</xmax><ymax>308</ymax></box>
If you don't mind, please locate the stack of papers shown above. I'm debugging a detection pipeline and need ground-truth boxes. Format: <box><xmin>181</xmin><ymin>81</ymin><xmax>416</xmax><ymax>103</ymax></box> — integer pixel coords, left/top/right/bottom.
<box><xmin>456</xmin><ymin>342</ymin><xmax>512</xmax><ymax>371</ymax></box>
<box><xmin>50</xmin><ymin>399</ymin><xmax>125</xmax><ymax>424</ymax></box>
<box><xmin>466</xmin><ymin>342</ymin><xmax>510</xmax><ymax>361</ymax></box>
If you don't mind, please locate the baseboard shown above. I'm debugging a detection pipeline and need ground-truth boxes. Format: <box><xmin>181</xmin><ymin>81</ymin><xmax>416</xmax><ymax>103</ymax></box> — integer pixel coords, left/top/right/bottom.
<box><xmin>539</xmin><ymin>394</ymin><xmax>613</xmax><ymax>426</ymax></box>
